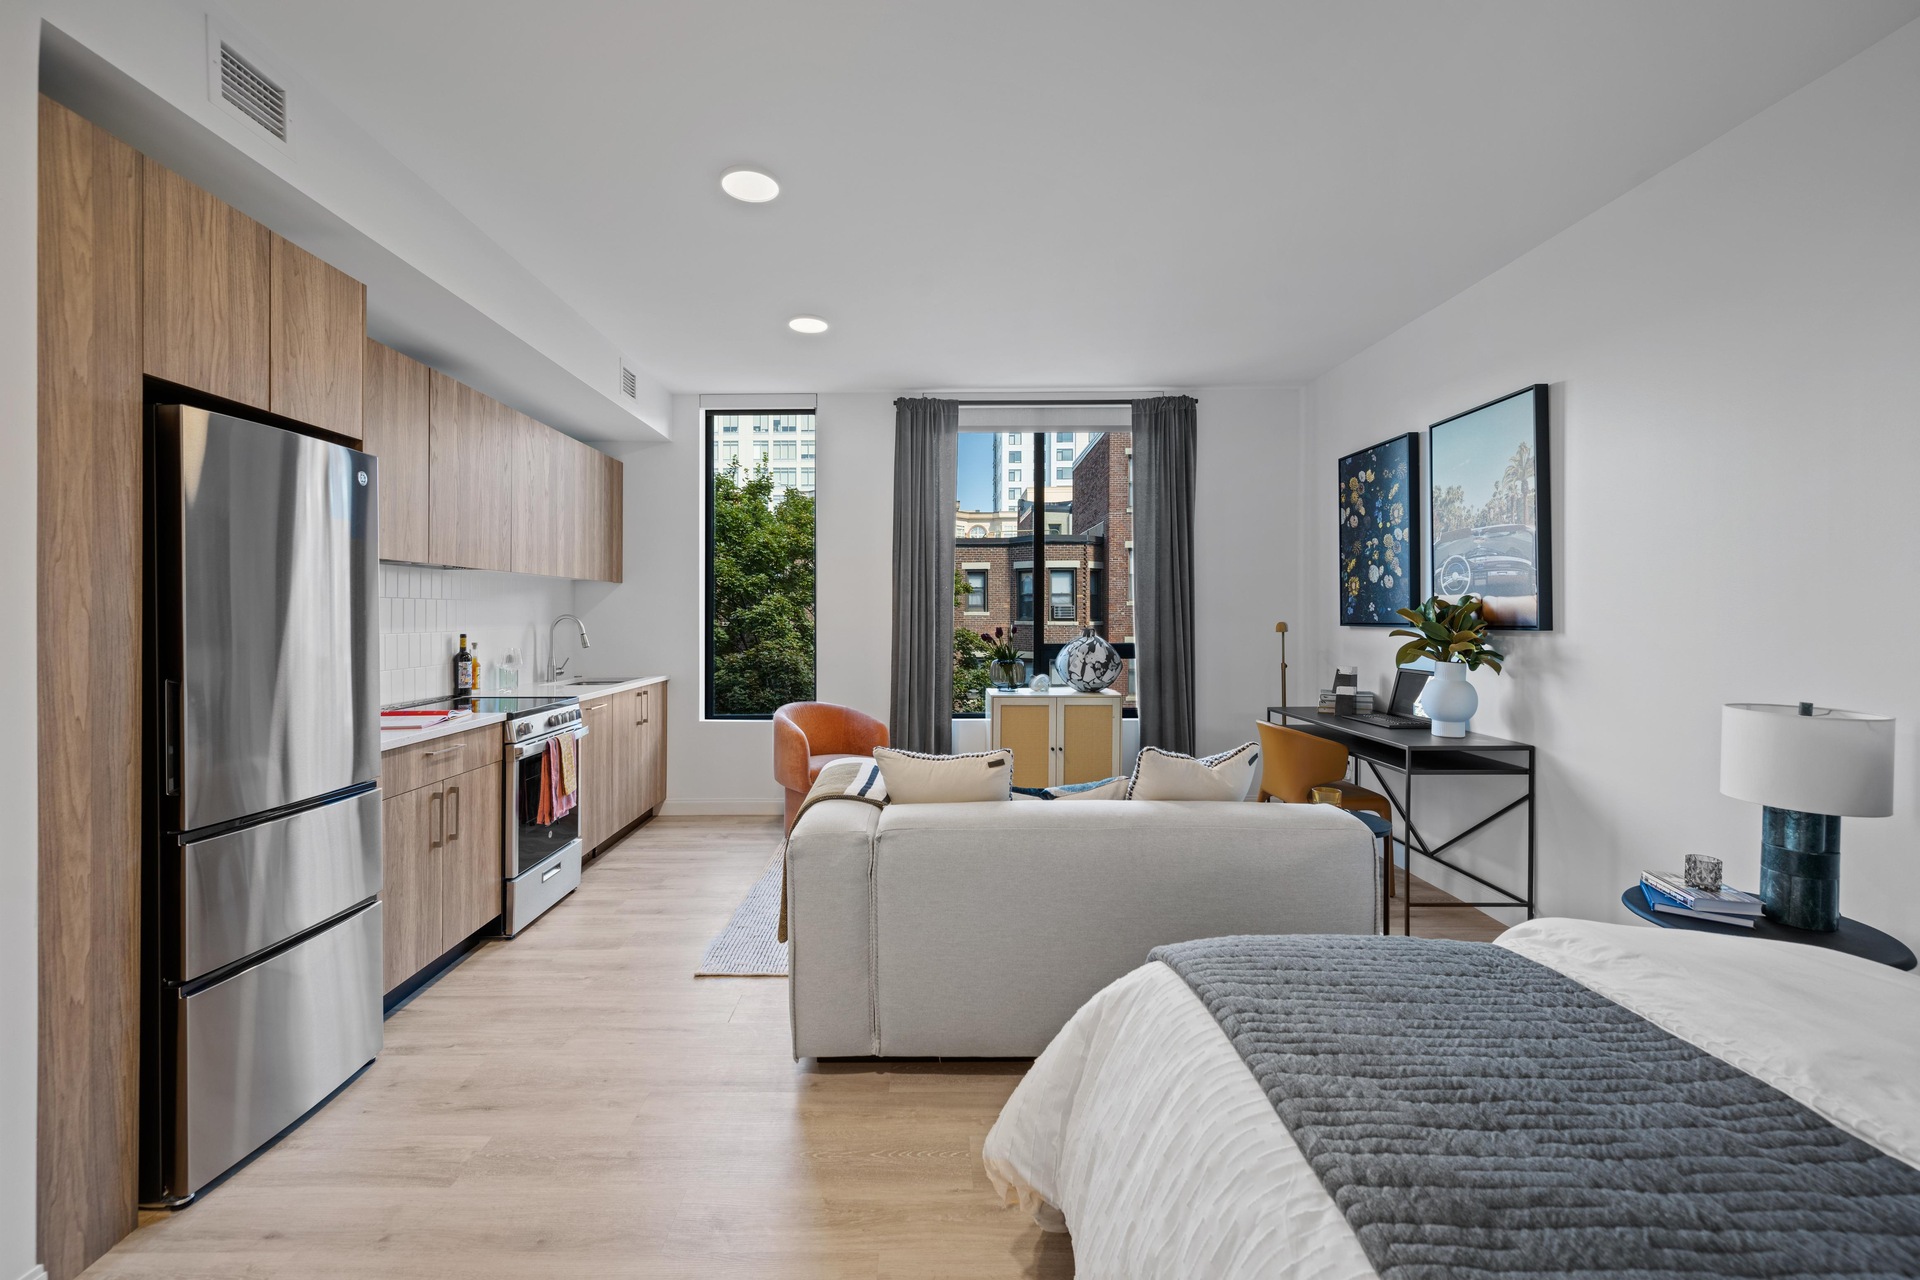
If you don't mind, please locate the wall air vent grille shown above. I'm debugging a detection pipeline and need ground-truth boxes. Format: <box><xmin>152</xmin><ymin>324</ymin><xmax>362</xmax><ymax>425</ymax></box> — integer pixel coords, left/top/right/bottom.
<box><xmin>620</xmin><ymin>361</ymin><xmax>639</xmax><ymax>401</ymax></box>
<box><xmin>219</xmin><ymin>43</ymin><xmax>288</xmax><ymax>141</ymax></box>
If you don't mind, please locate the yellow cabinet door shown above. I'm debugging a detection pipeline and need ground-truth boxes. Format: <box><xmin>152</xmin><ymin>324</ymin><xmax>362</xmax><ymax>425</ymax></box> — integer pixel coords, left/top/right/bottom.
<box><xmin>997</xmin><ymin>700</ymin><xmax>1054</xmax><ymax>789</ymax></box>
<box><xmin>1060</xmin><ymin>701</ymin><xmax>1119</xmax><ymax>785</ymax></box>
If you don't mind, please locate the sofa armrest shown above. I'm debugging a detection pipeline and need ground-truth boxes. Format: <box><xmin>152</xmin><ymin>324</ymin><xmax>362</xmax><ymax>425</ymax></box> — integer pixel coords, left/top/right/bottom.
<box><xmin>786</xmin><ymin>800</ymin><xmax>884</xmax><ymax>1059</ymax></box>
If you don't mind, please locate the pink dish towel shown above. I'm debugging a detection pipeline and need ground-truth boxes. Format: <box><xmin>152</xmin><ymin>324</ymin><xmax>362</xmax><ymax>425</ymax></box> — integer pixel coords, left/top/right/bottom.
<box><xmin>547</xmin><ymin>737</ymin><xmax>576</xmax><ymax>820</ymax></box>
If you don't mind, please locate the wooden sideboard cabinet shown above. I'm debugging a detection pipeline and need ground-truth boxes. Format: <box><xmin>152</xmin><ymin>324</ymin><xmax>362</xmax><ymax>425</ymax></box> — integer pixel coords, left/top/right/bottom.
<box><xmin>988</xmin><ymin>688</ymin><xmax>1123</xmax><ymax>790</ymax></box>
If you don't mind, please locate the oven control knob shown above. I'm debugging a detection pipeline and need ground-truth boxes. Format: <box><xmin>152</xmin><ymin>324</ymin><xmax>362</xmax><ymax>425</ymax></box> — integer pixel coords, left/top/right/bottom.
<box><xmin>546</xmin><ymin>714</ymin><xmax>559</xmax><ymax>727</ymax></box>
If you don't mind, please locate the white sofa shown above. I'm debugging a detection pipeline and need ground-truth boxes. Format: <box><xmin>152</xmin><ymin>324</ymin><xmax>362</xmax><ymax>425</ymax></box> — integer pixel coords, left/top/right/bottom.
<box><xmin>784</xmin><ymin>798</ymin><xmax>1380</xmax><ymax>1059</ymax></box>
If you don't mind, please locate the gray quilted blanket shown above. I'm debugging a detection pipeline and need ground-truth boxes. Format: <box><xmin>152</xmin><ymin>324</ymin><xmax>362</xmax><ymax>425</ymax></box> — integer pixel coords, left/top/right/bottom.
<box><xmin>1149</xmin><ymin>934</ymin><xmax>1920</xmax><ymax>1279</ymax></box>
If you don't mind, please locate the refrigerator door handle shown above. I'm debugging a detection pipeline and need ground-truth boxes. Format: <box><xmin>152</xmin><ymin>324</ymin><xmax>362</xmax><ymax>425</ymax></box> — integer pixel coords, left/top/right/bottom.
<box><xmin>164</xmin><ymin>678</ymin><xmax>182</xmax><ymax>797</ymax></box>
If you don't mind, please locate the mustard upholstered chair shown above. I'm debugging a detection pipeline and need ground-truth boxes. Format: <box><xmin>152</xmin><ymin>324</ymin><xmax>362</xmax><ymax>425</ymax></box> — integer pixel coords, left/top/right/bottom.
<box><xmin>1254</xmin><ymin>720</ymin><xmax>1396</xmax><ymax>894</ymax></box>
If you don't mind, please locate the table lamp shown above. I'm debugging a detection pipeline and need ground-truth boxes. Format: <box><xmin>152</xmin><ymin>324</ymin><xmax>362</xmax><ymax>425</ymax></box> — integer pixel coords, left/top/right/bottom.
<box><xmin>1719</xmin><ymin>702</ymin><xmax>1895</xmax><ymax>932</ymax></box>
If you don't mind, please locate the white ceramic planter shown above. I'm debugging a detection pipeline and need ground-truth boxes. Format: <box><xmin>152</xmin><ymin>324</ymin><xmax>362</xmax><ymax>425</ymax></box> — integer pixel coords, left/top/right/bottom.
<box><xmin>1422</xmin><ymin>662</ymin><xmax>1477</xmax><ymax>738</ymax></box>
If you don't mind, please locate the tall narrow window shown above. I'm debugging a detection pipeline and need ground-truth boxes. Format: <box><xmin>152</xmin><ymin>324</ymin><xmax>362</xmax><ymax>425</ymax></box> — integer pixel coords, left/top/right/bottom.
<box><xmin>953</xmin><ymin>415</ymin><xmax>1137</xmax><ymax>716</ymax></box>
<box><xmin>706</xmin><ymin>410</ymin><xmax>816</xmax><ymax>718</ymax></box>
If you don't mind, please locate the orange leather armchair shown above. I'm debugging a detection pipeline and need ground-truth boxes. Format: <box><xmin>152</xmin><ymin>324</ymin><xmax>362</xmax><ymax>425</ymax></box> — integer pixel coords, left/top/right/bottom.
<box><xmin>774</xmin><ymin>702</ymin><xmax>890</xmax><ymax>833</ymax></box>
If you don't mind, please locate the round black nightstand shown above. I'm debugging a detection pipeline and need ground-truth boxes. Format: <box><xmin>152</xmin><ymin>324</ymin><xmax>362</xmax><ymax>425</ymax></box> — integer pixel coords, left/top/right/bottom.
<box><xmin>1621</xmin><ymin>886</ymin><xmax>1916</xmax><ymax>970</ymax></box>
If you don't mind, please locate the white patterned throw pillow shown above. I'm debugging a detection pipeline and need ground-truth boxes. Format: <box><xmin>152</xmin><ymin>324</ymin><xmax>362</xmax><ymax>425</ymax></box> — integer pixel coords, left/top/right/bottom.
<box><xmin>1124</xmin><ymin>742</ymin><xmax>1261</xmax><ymax>802</ymax></box>
<box><xmin>872</xmin><ymin>747</ymin><xmax>1014</xmax><ymax>803</ymax></box>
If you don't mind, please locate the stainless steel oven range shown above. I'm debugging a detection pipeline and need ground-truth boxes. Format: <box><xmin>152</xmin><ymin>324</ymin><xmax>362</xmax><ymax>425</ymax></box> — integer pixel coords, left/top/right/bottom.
<box><xmin>405</xmin><ymin>694</ymin><xmax>588</xmax><ymax>935</ymax></box>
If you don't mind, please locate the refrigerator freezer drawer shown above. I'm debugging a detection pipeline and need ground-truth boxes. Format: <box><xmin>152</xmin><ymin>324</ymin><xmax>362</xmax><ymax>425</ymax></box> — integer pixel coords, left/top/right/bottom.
<box><xmin>172</xmin><ymin>901</ymin><xmax>382</xmax><ymax>1197</ymax></box>
<box><xmin>176</xmin><ymin>787</ymin><xmax>383</xmax><ymax>982</ymax></box>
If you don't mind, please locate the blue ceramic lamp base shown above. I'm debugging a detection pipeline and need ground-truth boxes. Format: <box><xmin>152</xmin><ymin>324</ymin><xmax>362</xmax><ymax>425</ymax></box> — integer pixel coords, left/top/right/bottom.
<box><xmin>1759</xmin><ymin>805</ymin><xmax>1841</xmax><ymax>933</ymax></box>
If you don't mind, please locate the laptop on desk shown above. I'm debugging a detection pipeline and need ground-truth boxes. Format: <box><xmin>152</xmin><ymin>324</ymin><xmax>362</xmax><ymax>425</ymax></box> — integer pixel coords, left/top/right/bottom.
<box><xmin>1340</xmin><ymin>669</ymin><xmax>1431</xmax><ymax>730</ymax></box>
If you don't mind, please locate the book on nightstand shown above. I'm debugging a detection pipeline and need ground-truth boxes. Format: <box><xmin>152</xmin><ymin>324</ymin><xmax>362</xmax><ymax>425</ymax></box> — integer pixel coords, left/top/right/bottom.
<box><xmin>1640</xmin><ymin>872</ymin><xmax>1764</xmax><ymax>928</ymax></box>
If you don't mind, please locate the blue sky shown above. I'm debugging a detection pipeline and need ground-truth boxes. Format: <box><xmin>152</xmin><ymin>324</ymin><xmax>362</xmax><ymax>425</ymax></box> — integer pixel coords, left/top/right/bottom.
<box><xmin>1430</xmin><ymin>393</ymin><xmax>1534</xmax><ymax>505</ymax></box>
<box><xmin>959</xmin><ymin>432</ymin><xmax>994</xmax><ymax>509</ymax></box>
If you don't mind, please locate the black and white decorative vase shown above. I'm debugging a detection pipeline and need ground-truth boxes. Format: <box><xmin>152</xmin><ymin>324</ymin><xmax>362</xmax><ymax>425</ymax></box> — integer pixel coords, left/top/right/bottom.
<box><xmin>1059</xmin><ymin>626</ymin><xmax>1124</xmax><ymax>692</ymax></box>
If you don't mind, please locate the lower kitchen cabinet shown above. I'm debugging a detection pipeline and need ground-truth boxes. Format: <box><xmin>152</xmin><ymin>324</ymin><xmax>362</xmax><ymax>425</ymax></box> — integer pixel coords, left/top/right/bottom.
<box><xmin>382</xmin><ymin>759</ymin><xmax>503</xmax><ymax>994</ymax></box>
<box><xmin>582</xmin><ymin>679</ymin><xmax>667</xmax><ymax>859</ymax></box>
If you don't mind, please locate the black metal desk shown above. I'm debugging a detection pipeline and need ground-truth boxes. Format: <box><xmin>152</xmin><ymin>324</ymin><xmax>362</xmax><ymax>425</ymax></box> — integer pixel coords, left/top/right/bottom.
<box><xmin>1266</xmin><ymin>707</ymin><xmax>1536</xmax><ymax>936</ymax></box>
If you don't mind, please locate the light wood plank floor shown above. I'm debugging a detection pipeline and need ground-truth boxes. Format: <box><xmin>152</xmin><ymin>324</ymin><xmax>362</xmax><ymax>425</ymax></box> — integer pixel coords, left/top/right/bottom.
<box><xmin>86</xmin><ymin>816</ymin><xmax>1500</xmax><ymax>1280</ymax></box>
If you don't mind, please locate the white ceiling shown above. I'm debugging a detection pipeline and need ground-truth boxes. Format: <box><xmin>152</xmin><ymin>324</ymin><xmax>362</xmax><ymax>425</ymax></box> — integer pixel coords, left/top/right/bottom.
<box><xmin>218</xmin><ymin>0</ymin><xmax>1918</xmax><ymax>394</ymax></box>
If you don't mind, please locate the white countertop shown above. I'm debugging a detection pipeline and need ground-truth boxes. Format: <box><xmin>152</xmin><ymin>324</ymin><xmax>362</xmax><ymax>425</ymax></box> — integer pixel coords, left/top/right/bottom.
<box><xmin>379</xmin><ymin>709</ymin><xmax>506</xmax><ymax>753</ymax></box>
<box><xmin>522</xmin><ymin>675</ymin><xmax>667</xmax><ymax>700</ymax></box>
<box><xmin>377</xmin><ymin>676</ymin><xmax>666</xmax><ymax>753</ymax></box>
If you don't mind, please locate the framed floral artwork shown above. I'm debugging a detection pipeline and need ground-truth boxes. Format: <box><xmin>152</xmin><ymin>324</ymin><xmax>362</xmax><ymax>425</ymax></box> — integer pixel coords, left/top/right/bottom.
<box><xmin>1338</xmin><ymin>433</ymin><xmax>1420</xmax><ymax>627</ymax></box>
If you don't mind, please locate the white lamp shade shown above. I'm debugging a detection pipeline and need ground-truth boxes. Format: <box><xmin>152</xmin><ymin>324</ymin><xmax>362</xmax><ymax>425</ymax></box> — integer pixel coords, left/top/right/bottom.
<box><xmin>1720</xmin><ymin>703</ymin><xmax>1895</xmax><ymax>817</ymax></box>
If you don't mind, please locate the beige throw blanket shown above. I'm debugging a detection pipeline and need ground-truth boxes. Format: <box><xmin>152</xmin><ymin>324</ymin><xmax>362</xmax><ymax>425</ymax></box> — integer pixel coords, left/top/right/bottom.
<box><xmin>776</xmin><ymin>758</ymin><xmax>888</xmax><ymax>942</ymax></box>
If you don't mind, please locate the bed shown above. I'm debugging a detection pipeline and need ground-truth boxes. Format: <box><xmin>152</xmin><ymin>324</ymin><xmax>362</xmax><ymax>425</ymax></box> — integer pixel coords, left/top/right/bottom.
<box><xmin>982</xmin><ymin>918</ymin><xmax>1920</xmax><ymax>1279</ymax></box>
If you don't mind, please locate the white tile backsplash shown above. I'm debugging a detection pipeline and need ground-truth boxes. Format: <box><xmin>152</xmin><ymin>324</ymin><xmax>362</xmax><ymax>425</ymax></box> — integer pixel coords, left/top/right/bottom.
<box><xmin>378</xmin><ymin>564</ymin><xmax>576</xmax><ymax>707</ymax></box>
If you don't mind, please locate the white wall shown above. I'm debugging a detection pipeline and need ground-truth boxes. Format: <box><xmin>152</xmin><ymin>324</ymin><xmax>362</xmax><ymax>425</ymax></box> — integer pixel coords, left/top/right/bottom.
<box><xmin>581</xmin><ymin>388</ymin><xmax>1304</xmax><ymax>811</ymax></box>
<box><xmin>377</xmin><ymin>566</ymin><xmax>576</xmax><ymax>705</ymax></box>
<box><xmin>1299</xmin><ymin>20</ymin><xmax>1920</xmax><ymax>939</ymax></box>
<box><xmin>0</xmin><ymin>2</ymin><xmax>39</xmax><ymax>1271</ymax></box>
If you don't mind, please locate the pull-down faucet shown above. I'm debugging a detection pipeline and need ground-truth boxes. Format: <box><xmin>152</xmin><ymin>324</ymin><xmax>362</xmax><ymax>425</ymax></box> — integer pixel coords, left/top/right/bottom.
<box><xmin>548</xmin><ymin>614</ymin><xmax>591</xmax><ymax>682</ymax></box>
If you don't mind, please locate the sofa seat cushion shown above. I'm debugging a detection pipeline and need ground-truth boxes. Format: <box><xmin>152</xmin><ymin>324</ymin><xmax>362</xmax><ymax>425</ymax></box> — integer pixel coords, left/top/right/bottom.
<box><xmin>873</xmin><ymin>747</ymin><xmax>1013</xmax><ymax>803</ymax></box>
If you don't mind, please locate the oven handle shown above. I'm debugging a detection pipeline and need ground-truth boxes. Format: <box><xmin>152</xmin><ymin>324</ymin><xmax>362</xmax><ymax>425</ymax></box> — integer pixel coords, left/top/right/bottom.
<box><xmin>511</xmin><ymin>724</ymin><xmax>589</xmax><ymax>760</ymax></box>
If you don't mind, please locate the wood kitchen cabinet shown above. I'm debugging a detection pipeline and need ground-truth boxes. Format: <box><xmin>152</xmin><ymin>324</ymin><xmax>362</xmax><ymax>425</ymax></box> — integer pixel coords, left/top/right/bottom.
<box><xmin>361</xmin><ymin>340</ymin><xmax>432</xmax><ymax>564</ymax></box>
<box><xmin>428</xmin><ymin>369</ymin><xmax>516</xmax><ymax>571</ymax></box>
<box><xmin>579</xmin><ymin>694</ymin><xmax>615</xmax><ymax>852</ymax></box>
<box><xmin>579</xmin><ymin>680</ymin><xmax>666</xmax><ymax>859</ymax></box>
<box><xmin>269</xmin><ymin>235</ymin><xmax>365</xmax><ymax>440</ymax></box>
<box><xmin>440</xmin><ymin>761</ymin><xmax>504</xmax><ymax>946</ymax></box>
<box><xmin>381</xmin><ymin>751</ymin><xmax>505</xmax><ymax>995</ymax></box>
<box><xmin>142</xmin><ymin>156</ymin><xmax>270</xmax><ymax>409</ymax></box>
<box><xmin>381</xmin><ymin>782</ymin><xmax>443</xmax><ymax>992</ymax></box>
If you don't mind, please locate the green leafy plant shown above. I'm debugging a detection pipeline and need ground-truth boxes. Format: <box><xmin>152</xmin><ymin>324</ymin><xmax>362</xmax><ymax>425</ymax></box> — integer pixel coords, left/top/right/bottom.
<box><xmin>710</xmin><ymin>459</ymin><xmax>816</xmax><ymax>715</ymax></box>
<box><xmin>979</xmin><ymin>626</ymin><xmax>1021</xmax><ymax>664</ymax></box>
<box><xmin>1390</xmin><ymin>595</ymin><xmax>1506</xmax><ymax>673</ymax></box>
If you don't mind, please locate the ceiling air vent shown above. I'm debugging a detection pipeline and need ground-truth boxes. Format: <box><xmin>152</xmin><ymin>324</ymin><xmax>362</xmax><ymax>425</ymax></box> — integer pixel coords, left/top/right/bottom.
<box><xmin>619</xmin><ymin>360</ymin><xmax>639</xmax><ymax>401</ymax></box>
<box><xmin>218</xmin><ymin>43</ymin><xmax>288</xmax><ymax>142</ymax></box>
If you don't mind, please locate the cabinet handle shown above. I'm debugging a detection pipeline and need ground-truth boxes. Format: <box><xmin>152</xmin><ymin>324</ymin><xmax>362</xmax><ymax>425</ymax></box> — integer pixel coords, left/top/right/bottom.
<box><xmin>447</xmin><ymin>784</ymin><xmax>461</xmax><ymax>840</ymax></box>
<box><xmin>430</xmin><ymin>790</ymin><xmax>444</xmax><ymax>849</ymax></box>
<box><xmin>424</xmin><ymin>742</ymin><xmax>466</xmax><ymax>760</ymax></box>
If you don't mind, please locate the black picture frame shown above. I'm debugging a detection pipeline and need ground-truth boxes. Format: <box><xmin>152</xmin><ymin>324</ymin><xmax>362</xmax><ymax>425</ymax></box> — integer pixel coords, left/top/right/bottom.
<box><xmin>1427</xmin><ymin>384</ymin><xmax>1553</xmax><ymax>631</ymax></box>
<box><xmin>1337</xmin><ymin>432</ymin><xmax>1422</xmax><ymax>627</ymax></box>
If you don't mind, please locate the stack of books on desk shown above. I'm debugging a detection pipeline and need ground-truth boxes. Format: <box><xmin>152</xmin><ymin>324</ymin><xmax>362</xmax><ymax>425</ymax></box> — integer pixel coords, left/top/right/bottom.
<box><xmin>1317</xmin><ymin>689</ymin><xmax>1376</xmax><ymax>713</ymax></box>
<box><xmin>1640</xmin><ymin>871</ymin><xmax>1765</xmax><ymax>927</ymax></box>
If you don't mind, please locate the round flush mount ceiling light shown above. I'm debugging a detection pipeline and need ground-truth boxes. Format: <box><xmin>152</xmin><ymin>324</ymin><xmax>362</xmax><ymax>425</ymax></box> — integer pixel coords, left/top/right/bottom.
<box><xmin>720</xmin><ymin>169</ymin><xmax>780</xmax><ymax>203</ymax></box>
<box><xmin>788</xmin><ymin>315</ymin><xmax>829</xmax><ymax>334</ymax></box>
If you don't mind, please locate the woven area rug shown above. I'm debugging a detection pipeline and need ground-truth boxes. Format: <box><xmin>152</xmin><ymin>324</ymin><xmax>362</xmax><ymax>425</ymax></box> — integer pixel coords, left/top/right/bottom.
<box><xmin>695</xmin><ymin>855</ymin><xmax>788</xmax><ymax>976</ymax></box>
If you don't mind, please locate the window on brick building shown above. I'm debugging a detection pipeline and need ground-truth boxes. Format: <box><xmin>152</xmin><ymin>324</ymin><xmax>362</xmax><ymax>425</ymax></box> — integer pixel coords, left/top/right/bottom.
<box><xmin>963</xmin><ymin>569</ymin><xmax>988</xmax><ymax>611</ymax></box>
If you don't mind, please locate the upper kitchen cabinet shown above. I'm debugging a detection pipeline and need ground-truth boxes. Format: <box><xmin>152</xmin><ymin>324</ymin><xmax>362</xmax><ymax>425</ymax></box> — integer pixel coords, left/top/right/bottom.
<box><xmin>142</xmin><ymin>157</ymin><xmax>270</xmax><ymax>409</ymax></box>
<box><xmin>269</xmin><ymin>237</ymin><xmax>365</xmax><ymax>440</ymax></box>
<box><xmin>429</xmin><ymin>370</ymin><xmax>515</xmax><ymax>571</ymax></box>
<box><xmin>510</xmin><ymin>410</ymin><xmax>566</xmax><ymax>578</ymax></box>
<box><xmin>362</xmin><ymin>341</ymin><xmax>432</xmax><ymax>564</ymax></box>
<box><xmin>579</xmin><ymin>442</ymin><xmax>624</xmax><ymax>583</ymax></box>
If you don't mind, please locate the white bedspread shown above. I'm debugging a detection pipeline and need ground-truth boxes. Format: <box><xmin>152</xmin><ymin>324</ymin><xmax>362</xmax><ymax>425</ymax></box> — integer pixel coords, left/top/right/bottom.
<box><xmin>981</xmin><ymin>919</ymin><xmax>1920</xmax><ymax>1280</ymax></box>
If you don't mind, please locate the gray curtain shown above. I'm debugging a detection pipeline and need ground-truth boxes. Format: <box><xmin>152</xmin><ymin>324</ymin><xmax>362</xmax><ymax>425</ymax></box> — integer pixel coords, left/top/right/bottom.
<box><xmin>889</xmin><ymin>397</ymin><xmax>960</xmax><ymax>753</ymax></box>
<box><xmin>1132</xmin><ymin>395</ymin><xmax>1197</xmax><ymax>755</ymax></box>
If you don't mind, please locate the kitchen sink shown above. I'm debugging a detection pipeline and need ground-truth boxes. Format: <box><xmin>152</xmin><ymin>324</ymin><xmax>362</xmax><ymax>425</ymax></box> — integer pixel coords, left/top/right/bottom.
<box><xmin>557</xmin><ymin>676</ymin><xmax>642</xmax><ymax>687</ymax></box>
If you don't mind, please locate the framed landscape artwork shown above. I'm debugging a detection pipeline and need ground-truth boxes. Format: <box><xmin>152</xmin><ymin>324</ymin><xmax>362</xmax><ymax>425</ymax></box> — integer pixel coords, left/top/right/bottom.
<box><xmin>1338</xmin><ymin>433</ymin><xmax>1420</xmax><ymax>627</ymax></box>
<box><xmin>1427</xmin><ymin>384</ymin><xmax>1553</xmax><ymax>630</ymax></box>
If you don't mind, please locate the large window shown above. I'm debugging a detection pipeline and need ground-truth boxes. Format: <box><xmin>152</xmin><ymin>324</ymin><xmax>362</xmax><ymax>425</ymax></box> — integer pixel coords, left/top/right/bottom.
<box><xmin>952</xmin><ymin>416</ymin><xmax>1136</xmax><ymax>716</ymax></box>
<box><xmin>705</xmin><ymin>410</ymin><xmax>817</xmax><ymax>719</ymax></box>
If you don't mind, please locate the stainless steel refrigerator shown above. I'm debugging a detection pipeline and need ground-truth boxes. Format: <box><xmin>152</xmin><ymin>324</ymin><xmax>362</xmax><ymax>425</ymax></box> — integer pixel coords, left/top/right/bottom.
<box><xmin>143</xmin><ymin>404</ymin><xmax>383</xmax><ymax>1206</ymax></box>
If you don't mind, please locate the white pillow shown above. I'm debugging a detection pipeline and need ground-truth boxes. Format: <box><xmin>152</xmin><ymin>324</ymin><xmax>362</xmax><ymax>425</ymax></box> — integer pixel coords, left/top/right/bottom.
<box><xmin>1125</xmin><ymin>742</ymin><xmax>1261</xmax><ymax>802</ymax></box>
<box><xmin>872</xmin><ymin>747</ymin><xmax>1014</xmax><ymax>803</ymax></box>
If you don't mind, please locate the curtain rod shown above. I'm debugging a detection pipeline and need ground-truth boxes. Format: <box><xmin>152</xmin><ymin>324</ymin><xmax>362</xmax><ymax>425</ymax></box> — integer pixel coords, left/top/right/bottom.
<box><xmin>952</xmin><ymin>399</ymin><xmax>1137</xmax><ymax>407</ymax></box>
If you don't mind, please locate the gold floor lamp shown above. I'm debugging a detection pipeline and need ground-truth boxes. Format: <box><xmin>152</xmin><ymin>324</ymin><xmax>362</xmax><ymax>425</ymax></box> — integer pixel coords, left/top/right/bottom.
<box><xmin>1274</xmin><ymin>621</ymin><xmax>1289</xmax><ymax>710</ymax></box>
